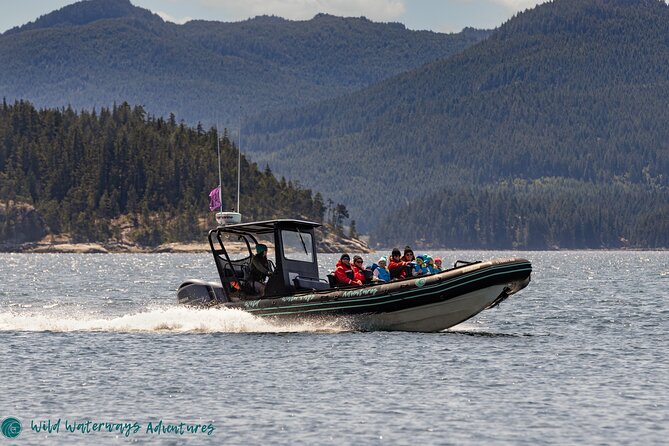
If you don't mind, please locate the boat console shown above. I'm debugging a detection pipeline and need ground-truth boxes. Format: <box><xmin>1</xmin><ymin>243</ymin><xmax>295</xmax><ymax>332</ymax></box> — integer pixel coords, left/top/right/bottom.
<box><xmin>178</xmin><ymin>219</ymin><xmax>329</xmax><ymax>305</ymax></box>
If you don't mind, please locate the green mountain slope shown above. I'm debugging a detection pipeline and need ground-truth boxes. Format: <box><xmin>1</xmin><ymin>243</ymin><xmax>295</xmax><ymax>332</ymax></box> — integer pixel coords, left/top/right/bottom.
<box><xmin>242</xmin><ymin>0</ymin><xmax>669</xmax><ymax>247</ymax></box>
<box><xmin>0</xmin><ymin>100</ymin><xmax>331</xmax><ymax>245</ymax></box>
<box><xmin>0</xmin><ymin>0</ymin><xmax>489</xmax><ymax>125</ymax></box>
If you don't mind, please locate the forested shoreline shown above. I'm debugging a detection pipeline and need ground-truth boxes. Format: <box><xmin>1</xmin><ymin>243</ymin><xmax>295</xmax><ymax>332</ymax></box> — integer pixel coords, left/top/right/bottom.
<box><xmin>1</xmin><ymin>100</ymin><xmax>667</xmax><ymax>250</ymax></box>
<box><xmin>374</xmin><ymin>178</ymin><xmax>668</xmax><ymax>249</ymax></box>
<box><xmin>0</xmin><ymin>100</ymin><xmax>353</xmax><ymax>247</ymax></box>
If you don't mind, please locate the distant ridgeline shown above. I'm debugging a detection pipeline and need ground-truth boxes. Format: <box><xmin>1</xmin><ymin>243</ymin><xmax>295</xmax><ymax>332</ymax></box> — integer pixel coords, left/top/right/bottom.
<box><xmin>0</xmin><ymin>100</ymin><xmax>338</xmax><ymax>245</ymax></box>
<box><xmin>0</xmin><ymin>0</ymin><xmax>490</xmax><ymax>125</ymax></box>
<box><xmin>242</xmin><ymin>0</ymin><xmax>669</xmax><ymax>248</ymax></box>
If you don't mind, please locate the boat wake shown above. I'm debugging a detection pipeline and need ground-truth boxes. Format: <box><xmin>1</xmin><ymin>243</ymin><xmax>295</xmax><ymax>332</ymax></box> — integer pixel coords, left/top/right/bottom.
<box><xmin>0</xmin><ymin>306</ymin><xmax>352</xmax><ymax>334</ymax></box>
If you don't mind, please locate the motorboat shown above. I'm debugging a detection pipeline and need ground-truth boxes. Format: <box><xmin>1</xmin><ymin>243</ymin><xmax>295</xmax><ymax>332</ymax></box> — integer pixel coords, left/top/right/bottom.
<box><xmin>177</xmin><ymin>218</ymin><xmax>532</xmax><ymax>332</ymax></box>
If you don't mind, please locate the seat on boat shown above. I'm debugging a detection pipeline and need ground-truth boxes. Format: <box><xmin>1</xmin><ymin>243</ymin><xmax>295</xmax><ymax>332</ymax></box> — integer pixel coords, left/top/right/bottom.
<box><xmin>222</xmin><ymin>263</ymin><xmax>245</xmax><ymax>279</ymax></box>
<box><xmin>361</xmin><ymin>269</ymin><xmax>373</xmax><ymax>284</ymax></box>
<box><xmin>220</xmin><ymin>258</ymin><xmax>254</xmax><ymax>294</ymax></box>
<box><xmin>264</xmin><ymin>265</ymin><xmax>286</xmax><ymax>297</ymax></box>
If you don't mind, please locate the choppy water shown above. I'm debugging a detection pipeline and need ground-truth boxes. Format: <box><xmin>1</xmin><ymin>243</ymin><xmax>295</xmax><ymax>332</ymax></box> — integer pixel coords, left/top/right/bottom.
<box><xmin>1</xmin><ymin>251</ymin><xmax>667</xmax><ymax>445</ymax></box>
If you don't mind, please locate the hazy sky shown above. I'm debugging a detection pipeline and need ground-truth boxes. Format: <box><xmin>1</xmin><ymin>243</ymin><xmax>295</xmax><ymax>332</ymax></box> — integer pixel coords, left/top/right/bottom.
<box><xmin>0</xmin><ymin>0</ymin><xmax>549</xmax><ymax>34</ymax></box>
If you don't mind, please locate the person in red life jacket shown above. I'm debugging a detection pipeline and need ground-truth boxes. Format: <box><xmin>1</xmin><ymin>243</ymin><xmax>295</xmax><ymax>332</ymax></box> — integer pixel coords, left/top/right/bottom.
<box><xmin>334</xmin><ymin>253</ymin><xmax>363</xmax><ymax>286</ymax></box>
<box><xmin>388</xmin><ymin>248</ymin><xmax>407</xmax><ymax>280</ymax></box>
<box><xmin>352</xmin><ymin>255</ymin><xmax>368</xmax><ymax>283</ymax></box>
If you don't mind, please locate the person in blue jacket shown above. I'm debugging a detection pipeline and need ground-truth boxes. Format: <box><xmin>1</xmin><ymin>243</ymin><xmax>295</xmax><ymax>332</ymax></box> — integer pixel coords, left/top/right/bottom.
<box><xmin>373</xmin><ymin>256</ymin><xmax>391</xmax><ymax>282</ymax></box>
<box><xmin>425</xmin><ymin>255</ymin><xmax>440</xmax><ymax>274</ymax></box>
<box><xmin>413</xmin><ymin>255</ymin><xmax>429</xmax><ymax>276</ymax></box>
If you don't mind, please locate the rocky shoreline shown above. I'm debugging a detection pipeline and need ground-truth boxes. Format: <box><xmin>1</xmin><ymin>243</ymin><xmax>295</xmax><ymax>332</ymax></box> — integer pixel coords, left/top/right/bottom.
<box><xmin>1</xmin><ymin>201</ymin><xmax>373</xmax><ymax>254</ymax></box>
<box><xmin>1</xmin><ymin>241</ymin><xmax>213</xmax><ymax>254</ymax></box>
<box><xmin>1</xmin><ymin>232</ymin><xmax>373</xmax><ymax>254</ymax></box>
<box><xmin>1</xmin><ymin>239</ymin><xmax>373</xmax><ymax>254</ymax></box>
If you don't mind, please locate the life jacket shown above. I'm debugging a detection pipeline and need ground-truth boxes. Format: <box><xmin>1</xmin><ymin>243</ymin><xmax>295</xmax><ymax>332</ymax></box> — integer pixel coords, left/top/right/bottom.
<box><xmin>388</xmin><ymin>259</ymin><xmax>407</xmax><ymax>279</ymax></box>
<box><xmin>335</xmin><ymin>261</ymin><xmax>363</xmax><ymax>285</ymax></box>
<box><xmin>414</xmin><ymin>263</ymin><xmax>429</xmax><ymax>275</ymax></box>
<box><xmin>375</xmin><ymin>266</ymin><xmax>391</xmax><ymax>282</ymax></box>
<box><xmin>354</xmin><ymin>265</ymin><xmax>371</xmax><ymax>283</ymax></box>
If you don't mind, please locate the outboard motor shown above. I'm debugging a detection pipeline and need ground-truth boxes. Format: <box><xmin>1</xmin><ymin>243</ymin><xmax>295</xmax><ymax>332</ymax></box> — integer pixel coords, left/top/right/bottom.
<box><xmin>177</xmin><ymin>280</ymin><xmax>228</xmax><ymax>306</ymax></box>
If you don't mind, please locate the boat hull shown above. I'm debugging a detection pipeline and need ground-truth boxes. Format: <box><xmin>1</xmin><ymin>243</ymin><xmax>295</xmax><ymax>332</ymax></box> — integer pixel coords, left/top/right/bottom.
<box><xmin>178</xmin><ymin>257</ymin><xmax>532</xmax><ymax>332</ymax></box>
<box><xmin>360</xmin><ymin>284</ymin><xmax>508</xmax><ymax>332</ymax></box>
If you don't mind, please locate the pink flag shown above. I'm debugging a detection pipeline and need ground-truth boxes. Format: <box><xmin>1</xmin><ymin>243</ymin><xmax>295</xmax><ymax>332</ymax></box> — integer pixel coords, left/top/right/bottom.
<box><xmin>209</xmin><ymin>186</ymin><xmax>221</xmax><ymax>211</ymax></box>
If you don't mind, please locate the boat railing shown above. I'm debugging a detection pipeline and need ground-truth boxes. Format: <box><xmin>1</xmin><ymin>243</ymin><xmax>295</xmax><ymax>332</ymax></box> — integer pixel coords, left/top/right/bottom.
<box><xmin>208</xmin><ymin>228</ymin><xmax>256</xmax><ymax>299</ymax></box>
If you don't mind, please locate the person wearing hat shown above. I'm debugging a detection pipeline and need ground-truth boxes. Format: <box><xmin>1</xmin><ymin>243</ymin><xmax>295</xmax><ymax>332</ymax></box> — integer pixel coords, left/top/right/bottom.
<box><xmin>413</xmin><ymin>255</ymin><xmax>429</xmax><ymax>276</ymax></box>
<box><xmin>401</xmin><ymin>246</ymin><xmax>415</xmax><ymax>263</ymax></box>
<box><xmin>373</xmin><ymin>256</ymin><xmax>391</xmax><ymax>282</ymax></box>
<box><xmin>434</xmin><ymin>257</ymin><xmax>443</xmax><ymax>272</ymax></box>
<box><xmin>352</xmin><ymin>255</ymin><xmax>370</xmax><ymax>283</ymax></box>
<box><xmin>425</xmin><ymin>255</ymin><xmax>439</xmax><ymax>274</ymax></box>
<box><xmin>334</xmin><ymin>253</ymin><xmax>363</xmax><ymax>286</ymax></box>
<box><xmin>250</xmin><ymin>243</ymin><xmax>272</xmax><ymax>296</ymax></box>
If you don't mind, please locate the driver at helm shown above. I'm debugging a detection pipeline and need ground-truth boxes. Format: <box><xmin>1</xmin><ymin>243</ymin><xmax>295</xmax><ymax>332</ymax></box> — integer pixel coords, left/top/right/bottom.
<box><xmin>250</xmin><ymin>243</ymin><xmax>272</xmax><ymax>296</ymax></box>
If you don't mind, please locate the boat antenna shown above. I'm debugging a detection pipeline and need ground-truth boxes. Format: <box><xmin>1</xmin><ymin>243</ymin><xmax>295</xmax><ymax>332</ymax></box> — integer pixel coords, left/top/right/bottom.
<box><xmin>237</xmin><ymin>116</ymin><xmax>241</xmax><ymax>213</ymax></box>
<box><xmin>216</xmin><ymin>123</ymin><xmax>223</xmax><ymax>213</ymax></box>
<box><xmin>213</xmin><ymin>119</ymin><xmax>242</xmax><ymax>227</ymax></box>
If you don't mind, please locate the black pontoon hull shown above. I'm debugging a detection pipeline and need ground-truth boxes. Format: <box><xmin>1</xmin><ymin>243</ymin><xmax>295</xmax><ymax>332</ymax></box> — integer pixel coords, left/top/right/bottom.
<box><xmin>178</xmin><ymin>257</ymin><xmax>532</xmax><ymax>332</ymax></box>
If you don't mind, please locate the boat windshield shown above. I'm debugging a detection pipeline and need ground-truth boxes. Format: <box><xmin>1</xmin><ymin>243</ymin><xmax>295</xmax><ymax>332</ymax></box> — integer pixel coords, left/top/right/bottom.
<box><xmin>281</xmin><ymin>229</ymin><xmax>313</xmax><ymax>263</ymax></box>
<box><xmin>217</xmin><ymin>232</ymin><xmax>274</xmax><ymax>263</ymax></box>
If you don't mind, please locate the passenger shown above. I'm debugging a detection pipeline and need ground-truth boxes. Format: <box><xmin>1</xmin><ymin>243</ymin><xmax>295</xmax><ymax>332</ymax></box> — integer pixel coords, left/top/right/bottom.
<box><xmin>425</xmin><ymin>255</ymin><xmax>440</xmax><ymax>274</ymax></box>
<box><xmin>373</xmin><ymin>256</ymin><xmax>391</xmax><ymax>282</ymax></box>
<box><xmin>413</xmin><ymin>255</ymin><xmax>429</xmax><ymax>276</ymax></box>
<box><xmin>401</xmin><ymin>246</ymin><xmax>415</xmax><ymax>263</ymax></box>
<box><xmin>434</xmin><ymin>257</ymin><xmax>443</xmax><ymax>271</ymax></box>
<box><xmin>352</xmin><ymin>255</ymin><xmax>369</xmax><ymax>283</ymax></box>
<box><xmin>388</xmin><ymin>248</ymin><xmax>407</xmax><ymax>280</ymax></box>
<box><xmin>250</xmin><ymin>243</ymin><xmax>272</xmax><ymax>296</ymax></box>
<box><xmin>334</xmin><ymin>253</ymin><xmax>363</xmax><ymax>286</ymax></box>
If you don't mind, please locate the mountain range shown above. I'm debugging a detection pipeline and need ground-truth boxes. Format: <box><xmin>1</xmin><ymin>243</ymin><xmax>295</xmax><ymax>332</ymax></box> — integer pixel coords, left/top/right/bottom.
<box><xmin>242</xmin><ymin>0</ymin><xmax>669</xmax><ymax>247</ymax></box>
<box><xmin>0</xmin><ymin>0</ymin><xmax>489</xmax><ymax>125</ymax></box>
<box><xmin>2</xmin><ymin>0</ymin><xmax>668</xmax><ymax>248</ymax></box>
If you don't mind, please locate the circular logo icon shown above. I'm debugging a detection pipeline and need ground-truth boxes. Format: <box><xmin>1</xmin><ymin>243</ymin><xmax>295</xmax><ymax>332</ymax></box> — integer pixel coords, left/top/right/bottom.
<box><xmin>415</xmin><ymin>278</ymin><xmax>427</xmax><ymax>287</ymax></box>
<box><xmin>1</xmin><ymin>417</ymin><xmax>22</xmax><ymax>438</ymax></box>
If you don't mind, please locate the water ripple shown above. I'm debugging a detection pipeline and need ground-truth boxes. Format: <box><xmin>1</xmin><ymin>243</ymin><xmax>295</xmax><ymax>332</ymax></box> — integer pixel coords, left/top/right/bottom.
<box><xmin>0</xmin><ymin>251</ymin><xmax>667</xmax><ymax>445</ymax></box>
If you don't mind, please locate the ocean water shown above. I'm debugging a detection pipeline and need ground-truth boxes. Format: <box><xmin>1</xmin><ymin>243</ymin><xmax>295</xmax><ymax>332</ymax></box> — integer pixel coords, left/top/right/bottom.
<box><xmin>0</xmin><ymin>251</ymin><xmax>667</xmax><ymax>445</ymax></box>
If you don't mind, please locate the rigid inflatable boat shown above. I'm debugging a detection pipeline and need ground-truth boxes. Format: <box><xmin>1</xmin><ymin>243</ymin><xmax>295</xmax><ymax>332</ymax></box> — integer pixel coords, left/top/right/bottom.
<box><xmin>177</xmin><ymin>218</ymin><xmax>532</xmax><ymax>332</ymax></box>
